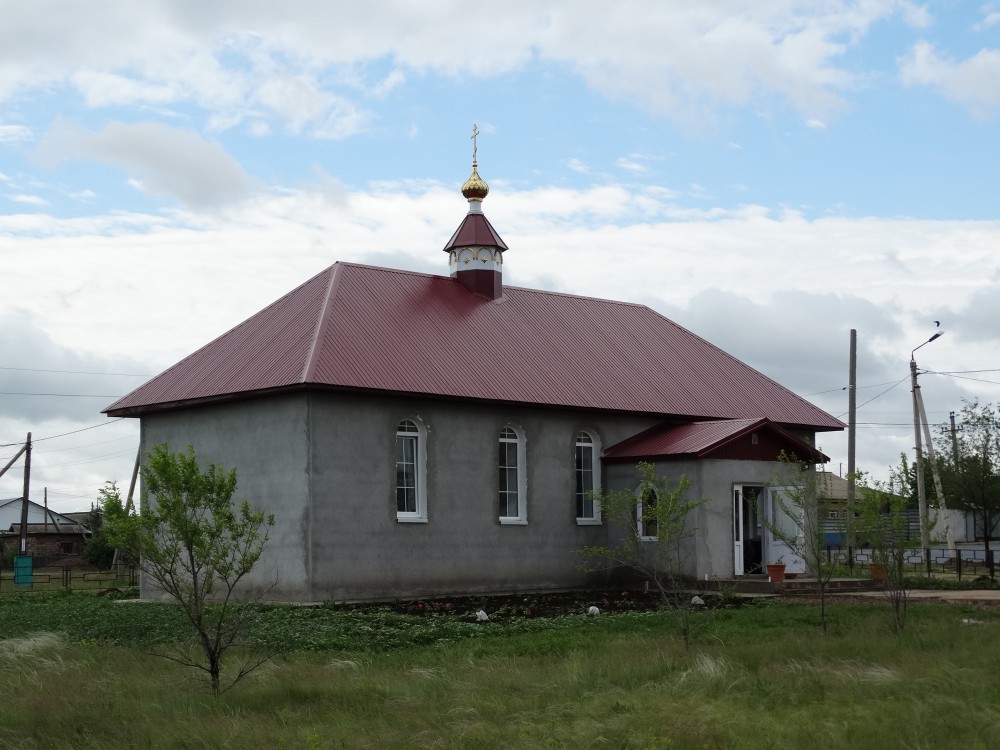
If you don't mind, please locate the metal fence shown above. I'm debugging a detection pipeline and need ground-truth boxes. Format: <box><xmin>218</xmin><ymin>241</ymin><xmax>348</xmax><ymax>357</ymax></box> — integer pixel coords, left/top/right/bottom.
<box><xmin>0</xmin><ymin>564</ymin><xmax>137</xmax><ymax>593</ymax></box>
<box><xmin>823</xmin><ymin>544</ymin><xmax>996</xmax><ymax>580</ymax></box>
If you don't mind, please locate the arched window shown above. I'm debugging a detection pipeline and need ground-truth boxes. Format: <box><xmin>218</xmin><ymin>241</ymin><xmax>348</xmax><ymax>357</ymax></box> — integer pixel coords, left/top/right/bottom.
<box><xmin>499</xmin><ymin>426</ymin><xmax>527</xmax><ymax>524</ymax></box>
<box><xmin>395</xmin><ymin>419</ymin><xmax>427</xmax><ymax>522</ymax></box>
<box><xmin>575</xmin><ymin>430</ymin><xmax>602</xmax><ymax>524</ymax></box>
<box><xmin>638</xmin><ymin>485</ymin><xmax>658</xmax><ymax>540</ymax></box>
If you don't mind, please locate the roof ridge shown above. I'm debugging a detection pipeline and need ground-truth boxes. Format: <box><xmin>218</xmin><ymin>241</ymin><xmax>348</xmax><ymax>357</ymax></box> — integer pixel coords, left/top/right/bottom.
<box><xmin>301</xmin><ymin>265</ymin><xmax>341</xmax><ymax>383</ymax></box>
<box><xmin>336</xmin><ymin>262</ymin><xmax>655</xmax><ymax>309</ymax></box>
<box><xmin>103</xmin><ymin>264</ymin><xmax>337</xmax><ymax>413</ymax></box>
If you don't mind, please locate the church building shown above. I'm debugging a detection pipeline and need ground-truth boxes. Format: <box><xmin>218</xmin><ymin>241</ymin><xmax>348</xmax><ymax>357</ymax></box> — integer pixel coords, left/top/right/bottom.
<box><xmin>105</xmin><ymin>140</ymin><xmax>842</xmax><ymax>602</ymax></box>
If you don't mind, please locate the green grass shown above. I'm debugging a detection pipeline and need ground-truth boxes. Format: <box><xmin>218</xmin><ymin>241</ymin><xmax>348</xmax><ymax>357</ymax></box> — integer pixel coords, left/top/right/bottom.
<box><xmin>0</xmin><ymin>595</ymin><xmax>999</xmax><ymax>748</ymax></box>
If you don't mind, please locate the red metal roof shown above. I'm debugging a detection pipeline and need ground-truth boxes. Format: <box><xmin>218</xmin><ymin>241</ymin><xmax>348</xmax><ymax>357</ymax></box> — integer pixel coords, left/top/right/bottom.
<box><xmin>104</xmin><ymin>263</ymin><xmax>844</xmax><ymax>431</ymax></box>
<box><xmin>603</xmin><ymin>418</ymin><xmax>829</xmax><ymax>462</ymax></box>
<box><xmin>442</xmin><ymin>212</ymin><xmax>508</xmax><ymax>252</ymax></box>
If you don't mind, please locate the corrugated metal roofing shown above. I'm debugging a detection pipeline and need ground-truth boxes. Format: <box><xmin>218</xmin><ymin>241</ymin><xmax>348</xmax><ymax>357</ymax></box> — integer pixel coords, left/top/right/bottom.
<box><xmin>442</xmin><ymin>212</ymin><xmax>508</xmax><ymax>252</ymax></box>
<box><xmin>603</xmin><ymin>418</ymin><xmax>828</xmax><ymax>462</ymax></box>
<box><xmin>105</xmin><ymin>262</ymin><xmax>844</xmax><ymax>431</ymax></box>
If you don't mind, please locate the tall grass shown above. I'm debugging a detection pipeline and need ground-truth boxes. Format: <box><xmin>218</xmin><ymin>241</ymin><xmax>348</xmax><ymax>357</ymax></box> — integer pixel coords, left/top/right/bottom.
<box><xmin>0</xmin><ymin>597</ymin><xmax>998</xmax><ymax>748</ymax></box>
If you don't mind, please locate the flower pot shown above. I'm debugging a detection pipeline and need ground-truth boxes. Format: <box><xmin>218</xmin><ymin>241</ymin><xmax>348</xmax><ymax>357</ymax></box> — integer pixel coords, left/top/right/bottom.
<box><xmin>766</xmin><ymin>563</ymin><xmax>786</xmax><ymax>583</ymax></box>
<box><xmin>870</xmin><ymin>563</ymin><xmax>887</xmax><ymax>583</ymax></box>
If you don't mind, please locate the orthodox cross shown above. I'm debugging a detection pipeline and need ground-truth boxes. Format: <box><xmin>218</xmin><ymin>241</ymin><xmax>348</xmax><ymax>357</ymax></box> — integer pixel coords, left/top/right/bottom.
<box><xmin>471</xmin><ymin>123</ymin><xmax>479</xmax><ymax>162</ymax></box>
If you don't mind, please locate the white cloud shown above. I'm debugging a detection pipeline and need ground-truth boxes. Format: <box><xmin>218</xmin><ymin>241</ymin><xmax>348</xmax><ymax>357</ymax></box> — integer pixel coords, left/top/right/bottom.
<box><xmin>38</xmin><ymin>119</ymin><xmax>252</xmax><ymax>209</ymax></box>
<box><xmin>689</xmin><ymin>183</ymin><xmax>710</xmax><ymax>199</ymax></box>
<box><xmin>0</xmin><ymin>1</ymin><xmax>923</xmax><ymax>132</ymax></box>
<box><xmin>899</xmin><ymin>1</ymin><xmax>932</xmax><ymax>29</ymax></box>
<box><xmin>974</xmin><ymin>11</ymin><xmax>1000</xmax><ymax>31</ymax></box>
<box><xmin>0</xmin><ymin>124</ymin><xmax>32</xmax><ymax>142</ymax></box>
<box><xmin>806</xmin><ymin>118</ymin><xmax>828</xmax><ymax>129</ymax></box>
<box><xmin>566</xmin><ymin>158</ymin><xmax>589</xmax><ymax>174</ymax></box>
<box><xmin>615</xmin><ymin>157</ymin><xmax>647</xmax><ymax>174</ymax></box>
<box><xmin>8</xmin><ymin>194</ymin><xmax>49</xmax><ymax>206</ymax></box>
<box><xmin>254</xmin><ymin>73</ymin><xmax>369</xmax><ymax>138</ymax></box>
<box><xmin>899</xmin><ymin>41</ymin><xmax>1000</xmax><ymax>117</ymax></box>
<box><xmin>71</xmin><ymin>71</ymin><xmax>182</xmax><ymax>108</ymax></box>
<box><xmin>370</xmin><ymin>69</ymin><xmax>406</xmax><ymax>99</ymax></box>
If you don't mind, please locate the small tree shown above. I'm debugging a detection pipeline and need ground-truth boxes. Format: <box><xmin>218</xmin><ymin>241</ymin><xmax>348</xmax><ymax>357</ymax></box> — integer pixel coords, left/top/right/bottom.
<box><xmin>580</xmin><ymin>462</ymin><xmax>703</xmax><ymax>647</ymax></box>
<box><xmin>103</xmin><ymin>444</ymin><xmax>275</xmax><ymax>695</ymax></box>
<box><xmin>765</xmin><ymin>454</ymin><xmax>838</xmax><ymax>633</ymax></box>
<box><xmin>935</xmin><ymin>400</ymin><xmax>1000</xmax><ymax>573</ymax></box>
<box><xmin>855</xmin><ymin>471</ymin><xmax>910</xmax><ymax>632</ymax></box>
<box><xmin>82</xmin><ymin>481</ymin><xmax>118</xmax><ymax>569</ymax></box>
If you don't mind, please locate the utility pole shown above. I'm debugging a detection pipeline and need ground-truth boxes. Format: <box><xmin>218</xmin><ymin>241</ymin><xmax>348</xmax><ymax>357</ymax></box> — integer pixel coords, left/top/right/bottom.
<box><xmin>19</xmin><ymin>432</ymin><xmax>32</xmax><ymax>555</ymax></box>
<box><xmin>916</xmin><ymin>388</ymin><xmax>954</xmax><ymax>554</ymax></box>
<box><xmin>910</xmin><ymin>330</ymin><xmax>943</xmax><ymax>549</ymax></box>
<box><xmin>949</xmin><ymin>411</ymin><xmax>960</xmax><ymax>465</ymax></box>
<box><xmin>847</xmin><ymin>329</ymin><xmax>857</xmax><ymax>506</ymax></box>
<box><xmin>910</xmin><ymin>358</ymin><xmax>930</xmax><ymax>548</ymax></box>
<box><xmin>0</xmin><ymin>441</ymin><xmax>28</xmax><ymax>480</ymax></box>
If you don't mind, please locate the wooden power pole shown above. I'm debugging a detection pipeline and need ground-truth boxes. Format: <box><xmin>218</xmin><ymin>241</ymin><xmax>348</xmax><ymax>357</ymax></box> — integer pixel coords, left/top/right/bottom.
<box><xmin>18</xmin><ymin>432</ymin><xmax>32</xmax><ymax>554</ymax></box>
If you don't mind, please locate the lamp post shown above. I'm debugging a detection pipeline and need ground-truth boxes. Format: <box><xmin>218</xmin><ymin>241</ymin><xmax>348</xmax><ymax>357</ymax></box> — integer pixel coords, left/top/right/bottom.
<box><xmin>911</xmin><ymin>331</ymin><xmax>943</xmax><ymax>549</ymax></box>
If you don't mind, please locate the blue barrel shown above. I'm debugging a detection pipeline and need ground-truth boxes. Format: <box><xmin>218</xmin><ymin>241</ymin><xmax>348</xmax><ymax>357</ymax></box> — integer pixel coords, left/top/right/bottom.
<box><xmin>13</xmin><ymin>555</ymin><xmax>32</xmax><ymax>586</ymax></box>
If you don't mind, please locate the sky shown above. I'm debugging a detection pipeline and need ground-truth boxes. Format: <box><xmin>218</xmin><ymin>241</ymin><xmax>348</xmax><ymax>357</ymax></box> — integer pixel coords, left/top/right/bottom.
<box><xmin>2</xmin><ymin>0</ymin><xmax>999</xmax><ymax>512</ymax></box>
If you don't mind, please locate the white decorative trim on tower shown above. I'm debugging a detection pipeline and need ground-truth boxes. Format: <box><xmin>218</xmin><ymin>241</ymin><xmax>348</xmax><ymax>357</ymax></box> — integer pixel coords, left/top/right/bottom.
<box><xmin>441</xmin><ymin>123</ymin><xmax>508</xmax><ymax>300</ymax></box>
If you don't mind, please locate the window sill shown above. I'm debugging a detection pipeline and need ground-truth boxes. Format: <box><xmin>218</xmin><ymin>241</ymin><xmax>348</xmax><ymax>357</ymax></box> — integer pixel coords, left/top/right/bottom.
<box><xmin>396</xmin><ymin>516</ymin><xmax>428</xmax><ymax>524</ymax></box>
<box><xmin>499</xmin><ymin>518</ymin><xmax>528</xmax><ymax>526</ymax></box>
<box><xmin>576</xmin><ymin>518</ymin><xmax>602</xmax><ymax>526</ymax></box>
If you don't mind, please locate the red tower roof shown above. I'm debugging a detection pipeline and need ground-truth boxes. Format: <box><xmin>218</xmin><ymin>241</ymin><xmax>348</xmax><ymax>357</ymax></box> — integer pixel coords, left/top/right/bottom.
<box><xmin>442</xmin><ymin>212</ymin><xmax>508</xmax><ymax>252</ymax></box>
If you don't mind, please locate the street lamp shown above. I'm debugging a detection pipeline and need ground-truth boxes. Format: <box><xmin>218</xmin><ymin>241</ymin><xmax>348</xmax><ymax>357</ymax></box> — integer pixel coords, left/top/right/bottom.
<box><xmin>911</xmin><ymin>330</ymin><xmax>943</xmax><ymax>549</ymax></box>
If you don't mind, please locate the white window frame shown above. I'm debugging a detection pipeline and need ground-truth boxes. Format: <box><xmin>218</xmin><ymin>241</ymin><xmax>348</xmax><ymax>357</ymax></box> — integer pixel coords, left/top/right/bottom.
<box><xmin>575</xmin><ymin>430</ymin><xmax>602</xmax><ymax>525</ymax></box>
<box><xmin>498</xmin><ymin>425</ymin><xmax>528</xmax><ymax>525</ymax></box>
<box><xmin>637</xmin><ymin>485</ymin><xmax>658</xmax><ymax>541</ymax></box>
<box><xmin>395</xmin><ymin>418</ymin><xmax>428</xmax><ymax>523</ymax></box>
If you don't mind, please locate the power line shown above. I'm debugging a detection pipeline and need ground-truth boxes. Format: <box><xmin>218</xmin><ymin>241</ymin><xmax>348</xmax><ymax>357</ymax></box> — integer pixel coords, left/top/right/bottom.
<box><xmin>40</xmin><ymin>434</ymin><xmax>137</xmax><ymax>454</ymax></box>
<box><xmin>834</xmin><ymin>375</ymin><xmax>909</xmax><ymax>419</ymax></box>
<box><xmin>37</xmin><ymin>448</ymin><xmax>137</xmax><ymax>469</ymax></box>
<box><xmin>1</xmin><ymin>418</ymin><xmax>128</xmax><ymax>449</ymax></box>
<box><xmin>34</xmin><ymin>418</ymin><xmax>128</xmax><ymax>443</ymax></box>
<box><xmin>933</xmin><ymin>369</ymin><xmax>1000</xmax><ymax>375</ymax></box>
<box><xmin>804</xmin><ymin>378</ymin><xmax>912</xmax><ymax>397</ymax></box>
<box><xmin>0</xmin><ymin>366</ymin><xmax>149</xmax><ymax>377</ymax></box>
<box><xmin>0</xmin><ymin>392</ymin><xmax>118</xmax><ymax>397</ymax></box>
<box><xmin>925</xmin><ymin>371</ymin><xmax>1000</xmax><ymax>387</ymax></box>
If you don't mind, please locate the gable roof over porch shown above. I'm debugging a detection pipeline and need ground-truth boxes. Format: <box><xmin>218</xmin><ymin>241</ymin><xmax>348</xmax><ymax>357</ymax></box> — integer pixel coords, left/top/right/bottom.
<box><xmin>603</xmin><ymin>418</ymin><xmax>829</xmax><ymax>464</ymax></box>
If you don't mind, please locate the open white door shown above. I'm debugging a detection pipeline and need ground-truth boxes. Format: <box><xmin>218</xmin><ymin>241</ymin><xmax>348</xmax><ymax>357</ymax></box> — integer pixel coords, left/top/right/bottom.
<box><xmin>733</xmin><ymin>485</ymin><xmax>764</xmax><ymax>575</ymax></box>
<box><xmin>766</xmin><ymin>487</ymin><xmax>806</xmax><ymax>574</ymax></box>
<box><xmin>733</xmin><ymin>488</ymin><xmax>744</xmax><ymax>576</ymax></box>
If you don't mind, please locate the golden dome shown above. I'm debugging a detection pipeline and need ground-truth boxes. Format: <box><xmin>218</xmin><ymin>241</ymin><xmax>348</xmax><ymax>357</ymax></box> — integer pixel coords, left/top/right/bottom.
<box><xmin>461</xmin><ymin>160</ymin><xmax>489</xmax><ymax>202</ymax></box>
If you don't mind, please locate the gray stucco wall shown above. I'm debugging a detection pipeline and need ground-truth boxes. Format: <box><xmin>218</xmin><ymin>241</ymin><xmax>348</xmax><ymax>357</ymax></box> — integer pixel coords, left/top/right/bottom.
<box><xmin>137</xmin><ymin>389</ymin><xmax>810</xmax><ymax>601</ymax></box>
<box><xmin>138</xmin><ymin>390</ymin><xmax>658</xmax><ymax>602</ymax></box>
<box><xmin>139</xmin><ymin>394</ymin><xmax>312</xmax><ymax>600</ymax></box>
<box><xmin>605</xmin><ymin>457</ymin><xmax>805</xmax><ymax>580</ymax></box>
<box><xmin>307</xmin><ymin>392</ymin><xmax>656</xmax><ymax>601</ymax></box>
